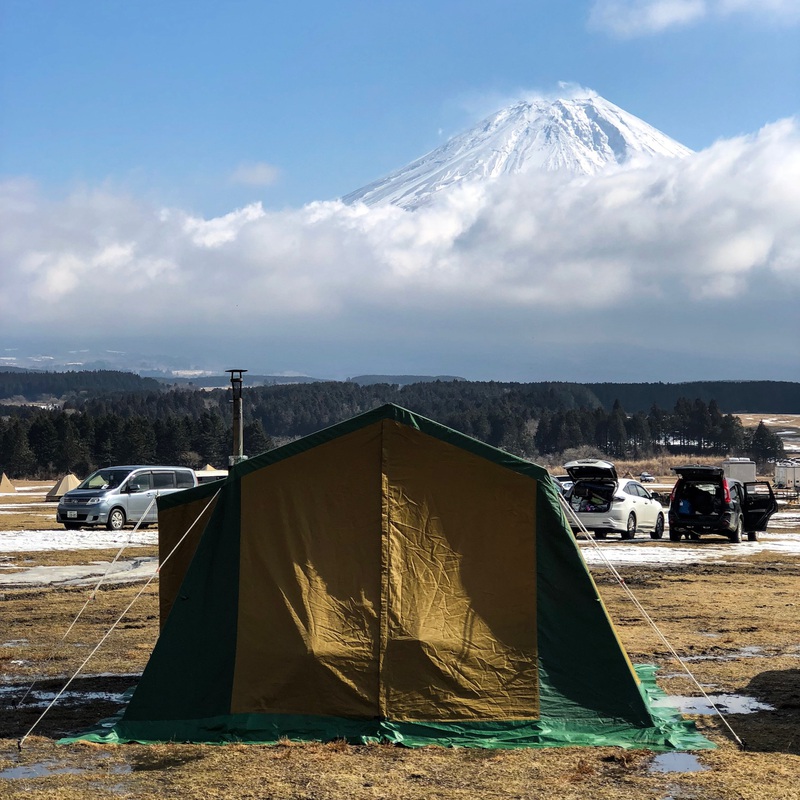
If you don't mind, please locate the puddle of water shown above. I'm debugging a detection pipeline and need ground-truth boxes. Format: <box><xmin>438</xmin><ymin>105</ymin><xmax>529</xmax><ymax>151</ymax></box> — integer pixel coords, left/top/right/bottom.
<box><xmin>683</xmin><ymin>645</ymin><xmax>765</xmax><ymax>662</ymax></box>
<box><xmin>655</xmin><ymin>694</ymin><xmax>775</xmax><ymax>715</ymax></box>
<box><xmin>0</xmin><ymin>761</ymin><xmax>84</xmax><ymax>779</ymax></box>
<box><xmin>649</xmin><ymin>752</ymin><xmax>709</xmax><ymax>774</ymax></box>
<box><xmin>0</xmin><ymin>760</ymin><xmax>131</xmax><ymax>780</ymax></box>
<box><xmin>10</xmin><ymin>689</ymin><xmax>128</xmax><ymax>708</ymax></box>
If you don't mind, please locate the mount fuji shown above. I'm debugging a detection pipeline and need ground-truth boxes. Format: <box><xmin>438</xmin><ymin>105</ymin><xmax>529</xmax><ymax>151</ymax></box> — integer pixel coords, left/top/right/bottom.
<box><xmin>342</xmin><ymin>92</ymin><xmax>693</xmax><ymax>209</ymax></box>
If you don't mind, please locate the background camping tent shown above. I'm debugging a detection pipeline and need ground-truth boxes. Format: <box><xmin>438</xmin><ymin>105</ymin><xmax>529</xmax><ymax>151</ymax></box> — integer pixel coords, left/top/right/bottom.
<box><xmin>195</xmin><ymin>466</ymin><xmax>229</xmax><ymax>485</ymax></box>
<box><xmin>0</xmin><ymin>473</ymin><xmax>15</xmax><ymax>492</ymax></box>
<box><xmin>46</xmin><ymin>473</ymin><xmax>80</xmax><ymax>501</ymax></box>
<box><xmin>79</xmin><ymin>404</ymin><xmax>709</xmax><ymax>750</ymax></box>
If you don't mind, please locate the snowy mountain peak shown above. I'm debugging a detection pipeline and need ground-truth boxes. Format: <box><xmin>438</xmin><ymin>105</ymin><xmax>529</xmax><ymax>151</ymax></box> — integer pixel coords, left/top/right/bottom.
<box><xmin>342</xmin><ymin>92</ymin><xmax>693</xmax><ymax>209</ymax></box>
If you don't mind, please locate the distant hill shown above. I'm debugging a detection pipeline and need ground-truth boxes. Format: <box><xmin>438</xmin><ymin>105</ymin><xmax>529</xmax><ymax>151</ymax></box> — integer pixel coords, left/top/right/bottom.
<box><xmin>586</xmin><ymin>381</ymin><xmax>800</xmax><ymax>414</ymax></box>
<box><xmin>0</xmin><ymin>369</ymin><xmax>161</xmax><ymax>401</ymax></box>
<box><xmin>159</xmin><ymin>374</ymin><xmax>330</xmax><ymax>389</ymax></box>
<box><xmin>348</xmin><ymin>375</ymin><xmax>467</xmax><ymax>386</ymax></box>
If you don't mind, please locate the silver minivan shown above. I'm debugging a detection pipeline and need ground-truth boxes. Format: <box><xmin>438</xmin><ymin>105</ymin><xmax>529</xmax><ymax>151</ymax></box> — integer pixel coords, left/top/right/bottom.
<box><xmin>56</xmin><ymin>465</ymin><xmax>197</xmax><ymax>531</ymax></box>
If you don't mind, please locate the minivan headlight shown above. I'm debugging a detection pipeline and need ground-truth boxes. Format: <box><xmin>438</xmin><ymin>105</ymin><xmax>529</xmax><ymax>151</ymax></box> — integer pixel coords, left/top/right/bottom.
<box><xmin>86</xmin><ymin>497</ymin><xmax>101</xmax><ymax>505</ymax></box>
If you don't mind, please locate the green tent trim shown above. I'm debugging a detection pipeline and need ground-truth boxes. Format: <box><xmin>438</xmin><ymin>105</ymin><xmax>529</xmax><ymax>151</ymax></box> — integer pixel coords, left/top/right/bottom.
<box><xmin>64</xmin><ymin>404</ymin><xmax>713</xmax><ymax>751</ymax></box>
<box><xmin>63</xmin><ymin>665</ymin><xmax>711</xmax><ymax>750</ymax></box>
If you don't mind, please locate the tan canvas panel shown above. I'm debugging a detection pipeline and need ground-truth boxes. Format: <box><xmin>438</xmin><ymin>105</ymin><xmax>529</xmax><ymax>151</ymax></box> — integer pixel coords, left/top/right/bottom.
<box><xmin>158</xmin><ymin>493</ymin><xmax>220</xmax><ymax>627</ymax></box>
<box><xmin>46</xmin><ymin>473</ymin><xmax>80</xmax><ymax>500</ymax></box>
<box><xmin>381</xmin><ymin>421</ymin><xmax>538</xmax><ymax>720</ymax></box>
<box><xmin>233</xmin><ymin>423</ymin><xmax>383</xmax><ymax>717</ymax></box>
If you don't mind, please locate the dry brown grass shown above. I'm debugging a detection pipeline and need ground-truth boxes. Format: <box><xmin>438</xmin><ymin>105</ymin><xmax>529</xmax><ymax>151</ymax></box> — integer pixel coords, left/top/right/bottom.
<box><xmin>546</xmin><ymin>453</ymin><xmax>733</xmax><ymax>484</ymax></box>
<box><xmin>1</xmin><ymin>483</ymin><xmax>800</xmax><ymax>799</ymax></box>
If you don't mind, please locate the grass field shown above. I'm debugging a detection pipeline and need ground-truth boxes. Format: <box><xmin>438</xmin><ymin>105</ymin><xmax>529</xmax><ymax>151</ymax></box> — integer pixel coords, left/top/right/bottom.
<box><xmin>1</xmin><ymin>482</ymin><xmax>799</xmax><ymax>799</ymax></box>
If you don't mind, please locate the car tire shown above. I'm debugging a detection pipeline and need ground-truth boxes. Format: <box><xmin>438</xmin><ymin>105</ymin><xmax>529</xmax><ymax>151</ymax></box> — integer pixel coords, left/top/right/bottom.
<box><xmin>106</xmin><ymin>508</ymin><xmax>126</xmax><ymax>531</ymax></box>
<box><xmin>747</xmin><ymin>530</ymin><xmax>758</xmax><ymax>542</ymax></box>
<box><xmin>729</xmin><ymin>517</ymin><xmax>742</xmax><ymax>543</ymax></box>
<box><xmin>622</xmin><ymin>513</ymin><xmax>636</xmax><ymax>540</ymax></box>
<box><xmin>63</xmin><ymin>522</ymin><xmax>82</xmax><ymax>531</ymax></box>
<box><xmin>650</xmin><ymin>514</ymin><xmax>665</xmax><ymax>540</ymax></box>
<box><xmin>594</xmin><ymin>530</ymin><xmax>608</xmax><ymax>540</ymax></box>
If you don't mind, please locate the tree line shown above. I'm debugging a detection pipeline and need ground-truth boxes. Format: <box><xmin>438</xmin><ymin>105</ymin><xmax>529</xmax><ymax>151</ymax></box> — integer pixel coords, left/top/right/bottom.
<box><xmin>0</xmin><ymin>378</ymin><xmax>785</xmax><ymax>479</ymax></box>
<box><xmin>534</xmin><ymin>399</ymin><xmax>783</xmax><ymax>463</ymax></box>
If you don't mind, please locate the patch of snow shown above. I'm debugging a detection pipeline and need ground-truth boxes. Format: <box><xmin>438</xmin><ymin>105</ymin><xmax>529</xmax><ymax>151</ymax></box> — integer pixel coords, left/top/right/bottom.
<box><xmin>0</xmin><ymin>529</ymin><xmax>157</xmax><ymax>553</ymax></box>
<box><xmin>580</xmin><ymin>532</ymin><xmax>800</xmax><ymax>566</ymax></box>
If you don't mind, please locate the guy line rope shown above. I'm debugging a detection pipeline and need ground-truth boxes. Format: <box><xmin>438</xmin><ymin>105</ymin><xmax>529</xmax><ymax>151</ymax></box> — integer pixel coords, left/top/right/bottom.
<box><xmin>16</xmin><ymin>483</ymin><xmax>744</xmax><ymax>750</ymax></box>
<box><xmin>17</xmin><ymin>487</ymin><xmax>222</xmax><ymax>750</ymax></box>
<box><xmin>558</xmin><ymin>492</ymin><xmax>746</xmax><ymax>750</ymax></box>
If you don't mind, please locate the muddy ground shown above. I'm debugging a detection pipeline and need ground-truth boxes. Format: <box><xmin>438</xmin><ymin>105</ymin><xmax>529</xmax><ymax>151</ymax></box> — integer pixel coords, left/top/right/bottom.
<box><xmin>1</xmin><ymin>483</ymin><xmax>799</xmax><ymax>799</ymax></box>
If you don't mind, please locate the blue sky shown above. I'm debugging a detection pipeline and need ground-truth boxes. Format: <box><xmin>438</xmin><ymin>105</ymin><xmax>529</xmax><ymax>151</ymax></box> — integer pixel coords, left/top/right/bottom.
<box><xmin>3</xmin><ymin>0</ymin><xmax>797</xmax><ymax>212</ymax></box>
<box><xmin>1</xmin><ymin>1</ymin><xmax>799</xmax><ymax>382</ymax></box>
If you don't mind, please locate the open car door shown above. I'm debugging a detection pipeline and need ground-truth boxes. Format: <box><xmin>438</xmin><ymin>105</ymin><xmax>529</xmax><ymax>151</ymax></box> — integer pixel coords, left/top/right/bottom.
<box><xmin>743</xmin><ymin>482</ymin><xmax>778</xmax><ymax>532</ymax></box>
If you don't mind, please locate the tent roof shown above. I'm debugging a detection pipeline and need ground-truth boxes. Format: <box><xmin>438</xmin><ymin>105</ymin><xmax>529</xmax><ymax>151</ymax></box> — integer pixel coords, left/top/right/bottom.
<box><xmin>160</xmin><ymin>404</ymin><xmax>549</xmax><ymax>514</ymax></box>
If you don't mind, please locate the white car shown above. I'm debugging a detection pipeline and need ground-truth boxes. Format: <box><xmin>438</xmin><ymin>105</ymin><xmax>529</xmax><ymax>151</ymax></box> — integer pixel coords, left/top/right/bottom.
<box><xmin>564</xmin><ymin>459</ymin><xmax>665</xmax><ymax>540</ymax></box>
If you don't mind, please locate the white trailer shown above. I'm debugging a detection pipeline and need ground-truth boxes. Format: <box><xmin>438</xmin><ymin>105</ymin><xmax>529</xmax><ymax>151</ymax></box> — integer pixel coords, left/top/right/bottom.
<box><xmin>722</xmin><ymin>458</ymin><xmax>757</xmax><ymax>483</ymax></box>
<box><xmin>774</xmin><ymin>460</ymin><xmax>800</xmax><ymax>489</ymax></box>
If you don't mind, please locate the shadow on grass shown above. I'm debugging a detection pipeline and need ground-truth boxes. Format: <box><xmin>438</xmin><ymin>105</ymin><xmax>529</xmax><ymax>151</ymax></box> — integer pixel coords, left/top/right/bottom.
<box><xmin>0</xmin><ymin>675</ymin><xmax>136</xmax><ymax>741</ymax></box>
<box><xmin>728</xmin><ymin>669</ymin><xmax>800</xmax><ymax>754</ymax></box>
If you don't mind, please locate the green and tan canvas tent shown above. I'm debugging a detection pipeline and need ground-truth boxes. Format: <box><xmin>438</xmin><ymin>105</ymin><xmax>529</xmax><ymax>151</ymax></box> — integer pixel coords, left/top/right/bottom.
<box><xmin>78</xmin><ymin>404</ymin><xmax>709</xmax><ymax>750</ymax></box>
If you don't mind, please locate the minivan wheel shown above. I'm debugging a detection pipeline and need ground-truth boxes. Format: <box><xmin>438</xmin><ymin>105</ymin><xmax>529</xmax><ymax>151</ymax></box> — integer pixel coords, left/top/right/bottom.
<box><xmin>747</xmin><ymin>530</ymin><xmax>758</xmax><ymax>542</ymax></box>
<box><xmin>594</xmin><ymin>530</ymin><xmax>608</xmax><ymax>540</ymax></box>
<box><xmin>622</xmin><ymin>513</ymin><xmax>636</xmax><ymax>540</ymax></box>
<box><xmin>106</xmin><ymin>508</ymin><xmax>126</xmax><ymax>531</ymax></box>
<box><xmin>729</xmin><ymin>518</ymin><xmax>742</xmax><ymax>543</ymax></box>
<box><xmin>650</xmin><ymin>514</ymin><xmax>665</xmax><ymax>539</ymax></box>
<box><xmin>669</xmin><ymin>527</ymin><xmax>682</xmax><ymax>542</ymax></box>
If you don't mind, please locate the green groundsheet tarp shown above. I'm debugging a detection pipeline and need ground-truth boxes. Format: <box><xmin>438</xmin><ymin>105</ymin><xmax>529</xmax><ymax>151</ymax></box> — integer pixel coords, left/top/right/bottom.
<box><xmin>62</xmin><ymin>665</ymin><xmax>713</xmax><ymax>750</ymax></box>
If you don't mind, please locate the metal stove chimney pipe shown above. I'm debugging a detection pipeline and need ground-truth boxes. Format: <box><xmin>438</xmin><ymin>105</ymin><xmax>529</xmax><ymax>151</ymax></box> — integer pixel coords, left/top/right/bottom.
<box><xmin>226</xmin><ymin>369</ymin><xmax>247</xmax><ymax>466</ymax></box>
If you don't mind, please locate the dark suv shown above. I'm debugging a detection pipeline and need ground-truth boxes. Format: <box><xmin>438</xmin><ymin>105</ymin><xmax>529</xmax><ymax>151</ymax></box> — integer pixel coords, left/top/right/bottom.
<box><xmin>668</xmin><ymin>465</ymin><xmax>777</xmax><ymax>543</ymax></box>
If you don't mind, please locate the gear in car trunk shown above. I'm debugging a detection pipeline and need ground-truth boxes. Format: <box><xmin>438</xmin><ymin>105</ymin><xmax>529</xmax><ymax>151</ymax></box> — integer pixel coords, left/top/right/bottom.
<box><xmin>569</xmin><ymin>480</ymin><xmax>614</xmax><ymax>513</ymax></box>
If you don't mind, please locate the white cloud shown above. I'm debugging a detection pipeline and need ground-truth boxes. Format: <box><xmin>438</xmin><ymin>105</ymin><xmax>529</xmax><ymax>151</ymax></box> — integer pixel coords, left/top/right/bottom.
<box><xmin>1</xmin><ymin>119</ymin><xmax>799</xmax><ymax>380</ymax></box>
<box><xmin>589</xmin><ymin>0</ymin><xmax>800</xmax><ymax>35</ymax></box>
<box><xmin>589</xmin><ymin>0</ymin><xmax>706</xmax><ymax>36</ymax></box>
<box><xmin>230</xmin><ymin>162</ymin><xmax>281</xmax><ymax>187</ymax></box>
<box><xmin>717</xmin><ymin>0</ymin><xmax>800</xmax><ymax>17</ymax></box>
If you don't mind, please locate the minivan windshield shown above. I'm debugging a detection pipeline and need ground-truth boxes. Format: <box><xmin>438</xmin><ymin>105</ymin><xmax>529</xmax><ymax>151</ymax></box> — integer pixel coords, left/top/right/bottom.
<box><xmin>77</xmin><ymin>468</ymin><xmax>130</xmax><ymax>491</ymax></box>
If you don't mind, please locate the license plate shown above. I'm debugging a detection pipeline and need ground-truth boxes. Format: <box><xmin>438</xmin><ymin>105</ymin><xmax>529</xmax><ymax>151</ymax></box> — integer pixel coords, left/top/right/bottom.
<box><xmin>67</xmin><ymin>510</ymin><xmax>77</xmax><ymax>518</ymax></box>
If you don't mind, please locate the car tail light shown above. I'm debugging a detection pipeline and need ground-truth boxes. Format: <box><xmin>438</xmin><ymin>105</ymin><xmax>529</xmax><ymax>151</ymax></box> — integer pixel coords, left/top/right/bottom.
<box><xmin>670</xmin><ymin>480</ymin><xmax>681</xmax><ymax>504</ymax></box>
<box><xmin>722</xmin><ymin>477</ymin><xmax>731</xmax><ymax>504</ymax></box>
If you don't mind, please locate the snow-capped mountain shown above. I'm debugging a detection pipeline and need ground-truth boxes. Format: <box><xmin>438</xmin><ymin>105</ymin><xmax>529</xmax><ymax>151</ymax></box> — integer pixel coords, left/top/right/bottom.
<box><xmin>342</xmin><ymin>92</ymin><xmax>693</xmax><ymax>209</ymax></box>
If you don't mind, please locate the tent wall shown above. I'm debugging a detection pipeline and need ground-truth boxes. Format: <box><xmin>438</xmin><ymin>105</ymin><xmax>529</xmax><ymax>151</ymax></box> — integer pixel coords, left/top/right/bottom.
<box><xmin>158</xmin><ymin>480</ymin><xmax>222</xmax><ymax>627</ymax></box>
